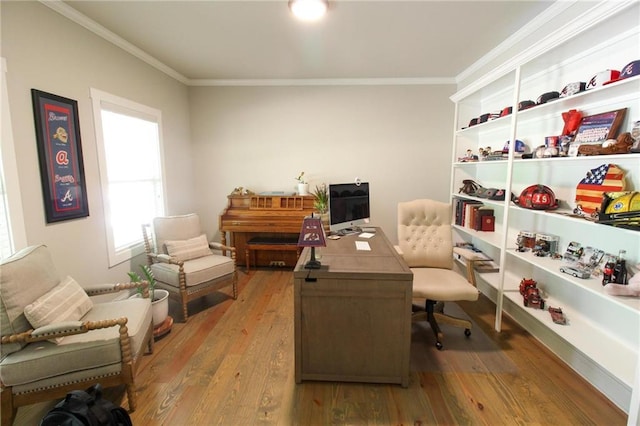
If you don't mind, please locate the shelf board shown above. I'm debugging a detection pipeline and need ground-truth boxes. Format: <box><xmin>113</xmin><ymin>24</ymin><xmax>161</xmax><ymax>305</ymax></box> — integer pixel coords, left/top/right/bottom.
<box><xmin>453</xmin><ymin>224</ymin><xmax>504</xmax><ymax>248</ymax></box>
<box><xmin>507</xmin><ymin>249</ymin><xmax>640</xmax><ymax>314</ymax></box>
<box><xmin>502</xmin><ymin>289</ymin><xmax>637</xmax><ymax>388</ymax></box>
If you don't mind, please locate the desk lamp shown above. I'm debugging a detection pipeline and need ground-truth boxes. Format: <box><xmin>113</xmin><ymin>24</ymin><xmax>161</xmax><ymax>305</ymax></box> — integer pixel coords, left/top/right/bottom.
<box><xmin>298</xmin><ymin>214</ymin><xmax>326</xmax><ymax>269</ymax></box>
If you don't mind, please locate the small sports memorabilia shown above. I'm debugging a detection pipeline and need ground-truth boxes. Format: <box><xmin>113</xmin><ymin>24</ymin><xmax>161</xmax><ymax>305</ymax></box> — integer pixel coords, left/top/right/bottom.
<box><xmin>575</xmin><ymin>163</ymin><xmax>625</xmax><ymax>214</ymax></box>
<box><xmin>573</xmin><ymin>108</ymin><xmax>626</xmax><ymax>144</ymax></box>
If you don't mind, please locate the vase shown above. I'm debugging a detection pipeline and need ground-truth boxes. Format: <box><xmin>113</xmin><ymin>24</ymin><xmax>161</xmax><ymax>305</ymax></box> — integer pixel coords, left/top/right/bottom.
<box><xmin>129</xmin><ymin>288</ymin><xmax>170</xmax><ymax>328</ymax></box>
<box><xmin>298</xmin><ymin>183</ymin><xmax>309</xmax><ymax>196</ymax></box>
<box><xmin>151</xmin><ymin>289</ymin><xmax>170</xmax><ymax>327</ymax></box>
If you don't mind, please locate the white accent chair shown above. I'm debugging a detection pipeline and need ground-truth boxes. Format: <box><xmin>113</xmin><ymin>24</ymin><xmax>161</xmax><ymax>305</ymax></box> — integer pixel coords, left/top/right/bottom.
<box><xmin>0</xmin><ymin>245</ymin><xmax>153</xmax><ymax>426</ymax></box>
<box><xmin>397</xmin><ymin>199</ymin><xmax>480</xmax><ymax>350</ymax></box>
<box><xmin>142</xmin><ymin>213</ymin><xmax>237</xmax><ymax>322</ymax></box>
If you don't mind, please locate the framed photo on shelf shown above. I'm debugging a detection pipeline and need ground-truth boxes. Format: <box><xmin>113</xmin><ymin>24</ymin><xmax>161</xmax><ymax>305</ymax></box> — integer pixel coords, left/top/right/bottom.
<box><xmin>573</xmin><ymin>108</ymin><xmax>627</xmax><ymax>144</ymax></box>
<box><xmin>31</xmin><ymin>89</ymin><xmax>89</xmax><ymax>223</ymax></box>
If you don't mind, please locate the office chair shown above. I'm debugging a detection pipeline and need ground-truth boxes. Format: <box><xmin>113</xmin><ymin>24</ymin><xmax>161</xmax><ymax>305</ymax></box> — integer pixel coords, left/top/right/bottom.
<box><xmin>397</xmin><ymin>199</ymin><xmax>480</xmax><ymax>350</ymax></box>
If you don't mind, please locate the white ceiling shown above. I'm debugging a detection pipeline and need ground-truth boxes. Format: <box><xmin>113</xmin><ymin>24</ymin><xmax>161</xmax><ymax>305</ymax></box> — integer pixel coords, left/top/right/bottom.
<box><xmin>57</xmin><ymin>0</ymin><xmax>556</xmax><ymax>84</ymax></box>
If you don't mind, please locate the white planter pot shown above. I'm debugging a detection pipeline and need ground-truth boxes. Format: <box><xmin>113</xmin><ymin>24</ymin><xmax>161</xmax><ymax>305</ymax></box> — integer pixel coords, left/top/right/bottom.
<box><xmin>129</xmin><ymin>288</ymin><xmax>169</xmax><ymax>328</ymax></box>
<box><xmin>151</xmin><ymin>289</ymin><xmax>169</xmax><ymax>327</ymax></box>
<box><xmin>298</xmin><ymin>183</ymin><xmax>309</xmax><ymax>195</ymax></box>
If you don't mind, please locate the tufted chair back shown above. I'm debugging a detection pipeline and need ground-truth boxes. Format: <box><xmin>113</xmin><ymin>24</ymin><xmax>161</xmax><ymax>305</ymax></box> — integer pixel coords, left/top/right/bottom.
<box><xmin>397</xmin><ymin>199</ymin><xmax>453</xmax><ymax>270</ymax></box>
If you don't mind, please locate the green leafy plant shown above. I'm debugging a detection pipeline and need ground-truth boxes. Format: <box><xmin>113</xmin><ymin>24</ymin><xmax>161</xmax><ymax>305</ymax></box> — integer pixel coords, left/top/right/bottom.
<box><xmin>312</xmin><ymin>183</ymin><xmax>329</xmax><ymax>213</ymax></box>
<box><xmin>295</xmin><ymin>171</ymin><xmax>307</xmax><ymax>184</ymax></box>
<box><xmin>128</xmin><ymin>264</ymin><xmax>157</xmax><ymax>301</ymax></box>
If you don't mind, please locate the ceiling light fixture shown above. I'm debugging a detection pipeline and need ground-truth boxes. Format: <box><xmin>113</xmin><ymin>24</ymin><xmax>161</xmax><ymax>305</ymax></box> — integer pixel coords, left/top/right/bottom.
<box><xmin>289</xmin><ymin>0</ymin><xmax>328</xmax><ymax>22</ymax></box>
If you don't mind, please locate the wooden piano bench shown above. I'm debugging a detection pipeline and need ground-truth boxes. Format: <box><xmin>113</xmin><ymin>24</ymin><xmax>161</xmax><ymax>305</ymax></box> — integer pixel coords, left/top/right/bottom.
<box><xmin>245</xmin><ymin>236</ymin><xmax>301</xmax><ymax>272</ymax></box>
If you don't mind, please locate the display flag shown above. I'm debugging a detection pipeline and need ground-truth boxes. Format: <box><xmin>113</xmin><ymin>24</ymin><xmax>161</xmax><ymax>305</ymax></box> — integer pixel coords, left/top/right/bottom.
<box><xmin>575</xmin><ymin>163</ymin><xmax>625</xmax><ymax>214</ymax></box>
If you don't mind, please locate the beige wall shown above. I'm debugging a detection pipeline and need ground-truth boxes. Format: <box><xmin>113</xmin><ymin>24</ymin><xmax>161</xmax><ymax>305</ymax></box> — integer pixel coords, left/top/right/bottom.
<box><xmin>2</xmin><ymin>2</ymin><xmax>193</xmax><ymax>284</ymax></box>
<box><xmin>2</xmin><ymin>1</ymin><xmax>453</xmax><ymax>284</ymax></box>
<box><xmin>189</xmin><ymin>84</ymin><xmax>454</xmax><ymax>244</ymax></box>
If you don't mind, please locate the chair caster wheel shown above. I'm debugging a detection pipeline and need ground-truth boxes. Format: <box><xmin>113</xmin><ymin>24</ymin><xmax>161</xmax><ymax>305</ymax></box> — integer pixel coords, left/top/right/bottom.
<box><xmin>464</xmin><ymin>328</ymin><xmax>471</xmax><ymax>337</ymax></box>
<box><xmin>436</xmin><ymin>342</ymin><xmax>443</xmax><ymax>350</ymax></box>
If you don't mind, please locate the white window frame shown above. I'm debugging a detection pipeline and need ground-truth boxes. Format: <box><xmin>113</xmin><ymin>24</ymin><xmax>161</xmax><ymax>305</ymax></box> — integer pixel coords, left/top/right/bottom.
<box><xmin>0</xmin><ymin>58</ymin><xmax>27</xmax><ymax>259</ymax></box>
<box><xmin>90</xmin><ymin>88</ymin><xmax>166</xmax><ymax>266</ymax></box>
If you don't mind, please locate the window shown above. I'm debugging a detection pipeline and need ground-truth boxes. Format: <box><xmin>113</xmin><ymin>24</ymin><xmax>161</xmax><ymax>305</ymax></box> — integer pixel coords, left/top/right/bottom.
<box><xmin>90</xmin><ymin>89</ymin><xmax>165</xmax><ymax>266</ymax></box>
<box><xmin>0</xmin><ymin>58</ymin><xmax>27</xmax><ymax>259</ymax></box>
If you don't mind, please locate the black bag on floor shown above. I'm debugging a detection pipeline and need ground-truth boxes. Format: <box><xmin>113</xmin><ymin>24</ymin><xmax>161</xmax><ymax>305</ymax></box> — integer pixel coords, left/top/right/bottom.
<box><xmin>40</xmin><ymin>383</ymin><xmax>132</xmax><ymax>426</ymax></box>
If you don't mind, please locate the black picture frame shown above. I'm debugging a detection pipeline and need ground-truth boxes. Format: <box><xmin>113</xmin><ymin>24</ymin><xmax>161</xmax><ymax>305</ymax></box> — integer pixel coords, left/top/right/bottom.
<box><xmin>31</xmin><ymin>89</ymin><xmax>89</xmax><ymax>223</ymax></box>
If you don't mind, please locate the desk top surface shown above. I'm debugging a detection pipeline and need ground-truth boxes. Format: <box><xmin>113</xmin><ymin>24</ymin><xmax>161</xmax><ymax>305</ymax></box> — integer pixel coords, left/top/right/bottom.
<box><xmin>293</xmin><ymin>228</ymin><xmax>412</xmax><ymax>280</ymax></box>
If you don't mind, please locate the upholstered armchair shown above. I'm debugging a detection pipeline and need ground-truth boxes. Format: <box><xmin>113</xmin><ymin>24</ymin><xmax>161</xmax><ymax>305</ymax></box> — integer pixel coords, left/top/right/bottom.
<box><xmin>142</xmin><ymin>213</ymin><xmax>237</xmax><ymax>322</ymax></box>
<box><xmin>0</xmin><ymin>245</ymin><xmax>153</xmax><ymax>426</ymax></box>
<box><xmin>397</xmin><ymin>199</ymin><xmax>480</xmax><ymax>350</ymax></box>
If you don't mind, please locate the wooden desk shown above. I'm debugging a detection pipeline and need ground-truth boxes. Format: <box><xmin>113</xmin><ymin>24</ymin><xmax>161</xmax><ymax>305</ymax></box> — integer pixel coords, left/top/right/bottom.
<box><xmin>293</xmin><ymin>228</ymin><xmax>413</xmax><ymax>387</ymax></box>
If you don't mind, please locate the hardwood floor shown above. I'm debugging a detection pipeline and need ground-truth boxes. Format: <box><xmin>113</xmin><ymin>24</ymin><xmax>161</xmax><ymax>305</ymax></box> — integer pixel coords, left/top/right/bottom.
<box><xmin>14</xmin><ymin>269</ymin><xmax>626</xmax><ymax>425</ymax></box>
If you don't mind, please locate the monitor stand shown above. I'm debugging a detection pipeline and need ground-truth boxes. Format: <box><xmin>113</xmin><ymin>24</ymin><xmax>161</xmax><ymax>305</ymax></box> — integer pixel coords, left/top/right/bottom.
<box><xmin>336</xmin><ymin>227</ymin><xmax>362</xmax><ymax>236</ymax></box>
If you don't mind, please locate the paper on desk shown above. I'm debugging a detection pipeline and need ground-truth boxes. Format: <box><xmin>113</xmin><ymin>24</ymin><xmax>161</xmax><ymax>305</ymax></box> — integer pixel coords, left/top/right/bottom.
<box><xmin>359</xmin><ymin>232</ymin><xmax>375</xmax><ymax>239</ymax></box>
<box><xmin>355</xmin><ymin>241</ymin><xmax>371</xmax><ymax>251</ymax></box>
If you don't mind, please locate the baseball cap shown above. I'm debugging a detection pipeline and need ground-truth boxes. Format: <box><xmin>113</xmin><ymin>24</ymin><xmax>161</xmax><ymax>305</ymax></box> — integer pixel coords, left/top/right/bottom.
<box><xmin>559</xmin><ymin>82</ymin><xmax>586</xmax><ymax>98</ymax></box>
<box><xmin>537</xmin><ymin>91</ymin><xmax>560</xmax><ymax>105</ymax></box>
<box><xmin>500</xmin><ymin>106</ymin><xmax>512</xmax><ymax>117</ymax></box>
<box><xmin>604</xmin><ymin>60</ymin><xmax>640</xmax><ymax>85</ymax></box>
<box><xmin>586</xmin><ymin>69</ymin><xmax>620</xmax><ymax>90</ymax></box>
<box><xmin>518</xmin><ymin>100</ymin><xmax>536</xmax><ymax>111</ymax></box>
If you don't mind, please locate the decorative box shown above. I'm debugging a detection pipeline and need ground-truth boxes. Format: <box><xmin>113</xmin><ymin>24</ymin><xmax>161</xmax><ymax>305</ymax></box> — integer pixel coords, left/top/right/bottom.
<box><xmin>534</xmin><ymin>233</ymin><xmax>559</xmax><ymax>256</ymax></box>
<box><xmin>518</xmin><ymin>231</ymin><xmax>536</xmax><ymax>249</ymax></box>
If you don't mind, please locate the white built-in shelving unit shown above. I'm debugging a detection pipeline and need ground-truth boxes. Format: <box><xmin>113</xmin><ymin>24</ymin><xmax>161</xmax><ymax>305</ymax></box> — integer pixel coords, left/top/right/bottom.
<box><xmin>449</xmin><ymin>1</ymin><xmax>640</xmax><ymax>417</ymax></box>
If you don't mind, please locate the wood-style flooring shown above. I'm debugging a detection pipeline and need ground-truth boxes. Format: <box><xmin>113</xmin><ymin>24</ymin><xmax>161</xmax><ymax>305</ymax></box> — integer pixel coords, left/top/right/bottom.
<box><xmin>14</xmin><ymin>269</ymin><xmax>627</xmax><ymax>425</ymax></box>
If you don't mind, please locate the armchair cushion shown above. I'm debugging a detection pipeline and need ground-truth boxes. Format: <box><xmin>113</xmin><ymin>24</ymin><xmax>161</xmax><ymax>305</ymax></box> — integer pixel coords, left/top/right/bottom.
<box><xmin>151</xmin><ymin>254</ymin><xmax>234</xmax><ymax>287</ymax></box>
<box><xmin>1</xmin><ymin>245</ymin><xmax>61</xmax><ymax>357</ymax></box>
<box><xmin>24</xmin><ymin>276</ymin><xmax>94</xmax><ymax>338</ymax></box>
<box><xmin>411</xmin><ymin>268</ymin><xmax>480</xmax><ymax>302</ymax></box>
<box><xmin>0</xmin><ymin>298</ymin><xmax>151</xmax><ymax>391</ymax></box>
<box><xmin>165</xmin><ymin>233</ymin><xmax>212</xmax><ymax>262</ymax></box>
<box><xmin>153</xmin><ymin>214</ymin><xmax>202</xmax><ymax>255</ymax></box>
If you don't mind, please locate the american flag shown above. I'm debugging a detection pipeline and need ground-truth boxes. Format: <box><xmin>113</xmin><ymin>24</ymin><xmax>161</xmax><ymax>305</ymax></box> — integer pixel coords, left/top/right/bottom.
<box><xmin>575</xmin><ymin>164</ymin><xmax>625</xmax><ymax>214</ymax></box>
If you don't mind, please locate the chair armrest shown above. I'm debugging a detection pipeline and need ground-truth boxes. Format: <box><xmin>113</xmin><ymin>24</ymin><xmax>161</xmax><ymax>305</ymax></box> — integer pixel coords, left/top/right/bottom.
<box><xmin>1</xmin><ymin>318</ymin><xmax>129</xmax><ymax>344</ymax></box>
<box><xmin>209</xmin><ymin>242</ymin><xmax>236</xmax><ymax>253</ymax></box>
<box><xmin>148</xmin><ymin>252</ymin><xmax>184</xmax><ymax>266</ymax></box>
<box><xmin>85</xmin><ymin>281</ymin><xmax>150</xmax><ymax>298</ymax></box>
<box><xmin>394</xmin><ymin>245</ymin><xmax>403</xmax><ymax>256</ymax></box>
<box><xmin>452</xmin><ymin>247</ymin><xmax>482</xmax><ymax>287</ymax></box>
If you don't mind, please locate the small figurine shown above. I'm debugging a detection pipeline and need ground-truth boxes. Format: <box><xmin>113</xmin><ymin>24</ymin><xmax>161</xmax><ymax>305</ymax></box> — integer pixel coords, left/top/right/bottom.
<box><xmin>548</xmin><ymin>307</ymin><xmax>567</xmax><ymax>325</ymax></box>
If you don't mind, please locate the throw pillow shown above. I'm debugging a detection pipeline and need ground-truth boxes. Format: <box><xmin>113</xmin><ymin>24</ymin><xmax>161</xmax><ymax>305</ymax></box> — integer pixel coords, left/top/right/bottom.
<box><xmin>24</xmin><ymin>276</ymin><xmax>93</xmax><ymax>339</ymax></box>
<box><xmin>164</xmin><ymin>234</ymin><xmax>211</xmax><ymax>262</ymax></box>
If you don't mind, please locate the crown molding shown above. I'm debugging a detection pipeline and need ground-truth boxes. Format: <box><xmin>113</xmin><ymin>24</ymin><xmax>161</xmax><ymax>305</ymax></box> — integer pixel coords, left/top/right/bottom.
<box><xmin>40</xmin><ymin>0</ymin><xmax>189</xmax><ymax>85</ymax></box>
<box><xmin>451</xmin><ymin>0</ymin><xmax>637</xmax><ymax>102</ymax></box>
<box><xmin>454</xmin><ymin>0</ymin><xmax>575</xmax><ymax>85</ymax></box>
<box><xmin>189</xmin><ymin>77</ymin><xmax>455</xmax><ymax>87</ymax></box>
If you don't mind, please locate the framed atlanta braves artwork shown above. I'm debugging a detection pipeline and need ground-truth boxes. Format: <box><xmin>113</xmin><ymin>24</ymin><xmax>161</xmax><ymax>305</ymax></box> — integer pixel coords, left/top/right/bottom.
<box><xmin>31</xmin><ymin>89</ymin><xmax>89</xmax><ymax>223</ymax></box>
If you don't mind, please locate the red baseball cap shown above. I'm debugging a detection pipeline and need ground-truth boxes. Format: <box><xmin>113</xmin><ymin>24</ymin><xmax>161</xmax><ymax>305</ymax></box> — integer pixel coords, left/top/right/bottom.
<box><xmin>604</xmin><ymin>60</ymin><xmax>640</xmax><ymax>85</ymax></box>
<box><xmin>586</xmin><ymin>69</ymin><xmax>620</xmax><ymax>90</ymax></box>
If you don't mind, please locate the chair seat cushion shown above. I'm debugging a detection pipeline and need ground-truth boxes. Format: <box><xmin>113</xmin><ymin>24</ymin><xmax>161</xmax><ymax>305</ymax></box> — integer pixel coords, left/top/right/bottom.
<box><xmin>411</xmin><ymin>268</ymin><xmax>479</xmax><ymax>302</ymax></box>
<box><xmin>151</xmin><ymin>254</ymin><xmax>234</xmax><ymax>288</ymax></box>
<box><xmin>0</xmin><ymin>298</ymin><xmax>151</xmax><ymax>388</ymax></box>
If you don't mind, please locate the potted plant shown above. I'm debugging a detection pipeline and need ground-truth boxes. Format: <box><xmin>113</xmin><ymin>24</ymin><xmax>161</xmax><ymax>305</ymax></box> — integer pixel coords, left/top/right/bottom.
<box><xmin>312</xmin><ymin>183</ymin><xmax>328</xmax><ymax>213</ymax></box>
<box><xmin>128</xmin><ymin>264</ymin><xmax>169</xmax><ymax>328</ymax></box>
<box><xmin>295</xmin><ymin>171</ymin><xmax>309</xmax><ymax>195</ymax></box>
<box><xmin>312</xmin><ymin>183</ymin><xmax>330</xmax><ymax>229</ymax></box>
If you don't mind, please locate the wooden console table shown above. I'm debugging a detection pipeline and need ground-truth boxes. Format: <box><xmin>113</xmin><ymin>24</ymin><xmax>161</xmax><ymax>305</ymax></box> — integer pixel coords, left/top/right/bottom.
<box><xmin>293</xmin><ymin>228</ymin><xmax>413</xmax><ymax>387</ymax></box>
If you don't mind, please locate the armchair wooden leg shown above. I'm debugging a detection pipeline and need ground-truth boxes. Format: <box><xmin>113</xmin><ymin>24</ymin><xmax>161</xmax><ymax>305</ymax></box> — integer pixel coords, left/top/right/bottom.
<box><xmin>1</xmin><ymin>388</ymin><xmax>16</xmax><ymax>426</ymax></box>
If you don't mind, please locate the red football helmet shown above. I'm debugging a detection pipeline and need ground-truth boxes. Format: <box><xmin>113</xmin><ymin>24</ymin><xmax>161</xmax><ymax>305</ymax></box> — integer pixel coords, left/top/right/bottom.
<box><xmin>515</xmin><ymin>185</ymin><xmax>559</xmax><ymax>210</ymax></box>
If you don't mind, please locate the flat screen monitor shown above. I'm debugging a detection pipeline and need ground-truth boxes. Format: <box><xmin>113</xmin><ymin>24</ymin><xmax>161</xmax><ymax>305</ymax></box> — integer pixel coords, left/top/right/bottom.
<box><xmin>328</xmin><ymin>182</ymin><xmax>370</xmax><ymax>233</ymax></box>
